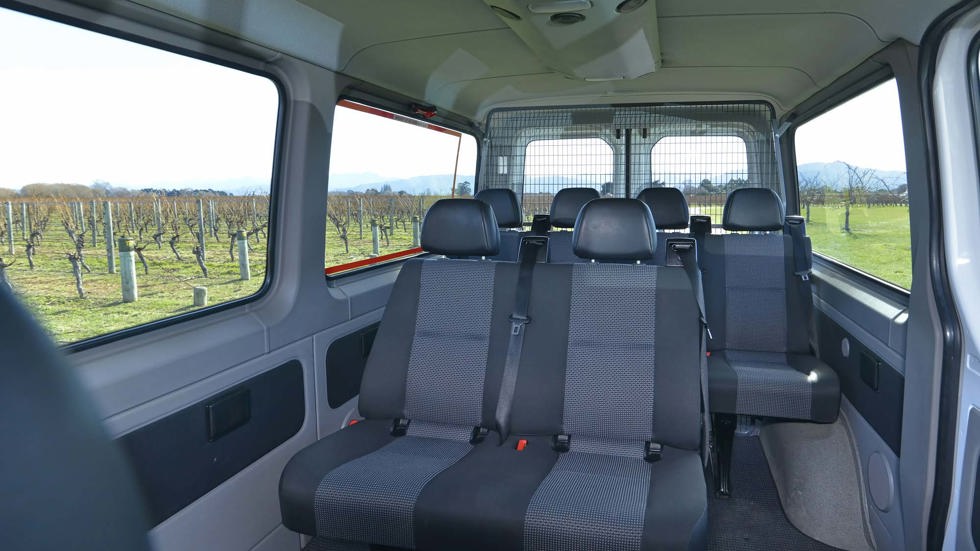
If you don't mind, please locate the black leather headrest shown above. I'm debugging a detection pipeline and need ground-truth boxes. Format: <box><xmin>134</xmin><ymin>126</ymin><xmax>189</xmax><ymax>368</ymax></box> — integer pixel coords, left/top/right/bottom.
<box><xmin>723</xmin><ymin>188</ymin><xmax>785</xmax><ymax>231</ymax></box>
<box><xmin>636</xmin><ymin>187</ymin><xmax>690</xmax><ymax>230</ymax></box>
<box><xmin>475</xmin><ymin>188</ymin><xmax>523</xmax><ymax>229</ymax></box>
<box><xmin>572</xmin><ymin>198</ymin><xmax>657</xmax><ymax>261</ymax></box>
<box><xmin>421</xmin><ymin>199</ymin><xmax>500</xmax><ymax>256</ymax></box>
<box><xmin>550</xmin><ymin>187</ymin><xmax>600</xmax><ymax>228</ymax></box>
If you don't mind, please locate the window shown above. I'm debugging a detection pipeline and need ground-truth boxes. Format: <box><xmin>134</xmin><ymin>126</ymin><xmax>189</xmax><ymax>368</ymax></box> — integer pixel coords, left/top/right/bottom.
<box><xmin>650</xmin><ymin>136</ymin><xmax>749</xmax><ymax>223</ymax></box>
<box><xmin>0</xmin><ymin>8</ymin><xmax>279</xmax><ymax>345</ymax></box>
<box><xmin>795</xmin><ymin>79</ymin><xmax>911</xmax><ymax>289</ymax></box>
<box><xmin>324</xmin><ymin>100</ymin><xmax>477</xmax><ymax>274</ymax></box>
<box><xmin>522</xmin><ymin>138</ymin><xmax>614</xmax><ymax>218</ymax></box>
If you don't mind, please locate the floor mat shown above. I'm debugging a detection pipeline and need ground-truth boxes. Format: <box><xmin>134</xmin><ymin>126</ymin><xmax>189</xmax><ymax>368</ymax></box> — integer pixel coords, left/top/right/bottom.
<box><xmin>707</xmin><ymin>436</ymin><xmax>840</xmax><ymax>551</ymax></box>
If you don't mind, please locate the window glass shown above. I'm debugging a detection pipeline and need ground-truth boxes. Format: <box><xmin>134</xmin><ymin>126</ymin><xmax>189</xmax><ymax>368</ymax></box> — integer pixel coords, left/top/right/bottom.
<box><xmin>795</xmin><ymin>79</ymin><xmax>911</xmax><ymax>289</ymax></box>
<box><xmin>0</xmin><ymin>7</ymin><xmax>279</xmax><ymax>344</ymax></box>
<box><xmin>650</xmin><ymin>135</ymin><xmax>748</xmax><ymax>223</ymax></box>
<box><xmin>521</xmin><ymin>138</ymin><xmax>614</xmax><ymax>218</ymax></box>
<box><xmin>324</xmin><ymin>101</ymin><xmax>477</xmax><ymax>274</ymax></box>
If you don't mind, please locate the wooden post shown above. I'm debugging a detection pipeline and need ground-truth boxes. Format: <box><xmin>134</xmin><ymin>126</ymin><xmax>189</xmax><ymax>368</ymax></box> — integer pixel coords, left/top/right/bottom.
<box><xmin>4</xmin><ymin>201</ymin><xmax>13</xmax><ymax>254</ymax></box>
<box><xmin>208</xmin><ymin>200</ymin><xmax>216</xmax><ymax>238</ymax></box>
<box><xmin>20</xmin><ymin>202</ymin><xmax>28</xmax><ymax>240</ymax></box>
<box><xmin>129</xmin><ymin>202</ymin><xmax>136</xmax><ymax>234</ymax></box>
<box><xmin>236</xmin><ymin>230</ymin><xmax>250</xmax><ymax>281</ymax></box>
<box><xmin>193</xmin><ymin>286</ymin><xmax>208</xmax><ymax>307</ymax></box>
<box><xmin>412</xmin><ymin>216</ymin><xmax>420</xmax><ymax>247</ymax></box>
<box><xmin>78</xmin><ymin>202</ymin><xmax>86</xmax><ymax>233</ymax></box>
<box><xmin>370</xmin><ymin>219</ymin><xmax>380</xmax><ymax>256</ymax></box>
<box><xmin>358</xmin><ymin>198</ymin><xmax>363</xmax><ymax>239</ymax></box>
<box><xmin>153</xmin><ymin>198</ymin><xmax>162</xmax><ymax>233</ymax></box>
<box><xmin>388</xmin><ymin>198</ymin><xmax>395</xmax><ymax>235</ymax></box>
<box><xmin>118</xmin><ymin>237</ymin><xmax>138</xmax><ymax>303</ymax></box>
<box><xmin>89</xmin><ymin>200</ymin><xmax>98</xmax><ymax>246</ymax></box>
<box><xmin>197</xmin><ymin>198</ymin><xmax>206</xmax><ymax>261</ymax></box>
<box><xmin>419</xmin><ymin>196</ymin><xmax>424</xmax><ymax>217</ymax></box>
<box><xmin>104</xmin><ymin>201</ymin><xmax>116</xmax><ymax>274</ymax></box>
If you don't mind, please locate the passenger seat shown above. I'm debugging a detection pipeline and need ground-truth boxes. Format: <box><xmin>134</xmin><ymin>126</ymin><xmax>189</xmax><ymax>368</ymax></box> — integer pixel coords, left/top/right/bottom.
<box><xmin>474</xmin><ymin>188</ymin><xmax>524</xmax><ymax>261</ymax></box>
<box><xmin>702</xmin><ymin>188</ymin><xmax>840</xmax><ymax>493</ymax></box>
<box><xmin>637</xmin><ymin>186</ymin><xmax>691</xmax><ymax>265</ymax></box>
<box><xmin>546</xmin><ymin>187</ymin><xmax>599</xmax><ymax>263</ymax></box>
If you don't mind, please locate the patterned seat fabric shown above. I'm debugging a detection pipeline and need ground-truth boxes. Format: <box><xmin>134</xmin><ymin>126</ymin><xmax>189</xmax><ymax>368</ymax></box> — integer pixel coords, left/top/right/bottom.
<box><xmin>703</xmin><ymin>188</ymin><xmax>840</xmax><ymax>422</ymax></box>
<box><xmin>280</xmin><ymin>198</ymin><xmax>708</xmax><ymax>550</ymax></box>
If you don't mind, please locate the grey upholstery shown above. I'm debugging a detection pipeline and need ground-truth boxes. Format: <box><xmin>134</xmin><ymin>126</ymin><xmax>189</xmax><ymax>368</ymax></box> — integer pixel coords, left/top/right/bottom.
<box><xmin>702</xmin><ymin>190</ymin><xmax>840</xmax><ymax>422</ymax></box>
<box><xmin>549</xmin><ymin>187</ymin><xmax>599</xmax><ymax>228</ymax></box>
<box><xmin>0</xmin><ymin>287</ymin><xmax>151</xmax><ymax>551</ymax></box>
<box><xmin>721</xmin><ymin>187</ymin><xmax>785</xmax><ymax>231</ymax></box>
<box><xmin>421</xmin><ymin>198</ymin><xmax>499</xmax><ymax>256</ymax></box>
<box><xmin>572</xmin><ymin>198</ymin><xmax>657</xmax><ymax>262</ymax></box>
<box><xmin>475</xmin><ymin>188</ymin><xmax>523</xmax><ymax>261</ymax></box>
<box><xmin>280</xmin><ymin>198</ymin><xmax>707</xmax><ymax>550</ymax></box>
<box><xmin>637</xmin><ymin>187</ymin><xmax>689</xmax><ymax>229</ymax></box>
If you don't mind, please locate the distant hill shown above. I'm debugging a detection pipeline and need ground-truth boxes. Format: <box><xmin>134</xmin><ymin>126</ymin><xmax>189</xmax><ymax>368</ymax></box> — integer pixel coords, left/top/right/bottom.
<box><xmin>797</xmin><ymin>162</ymin><xmax>906</xmax><ymax>191</ymax></box>
<box><xmin>330</xmin><ymin>174</ymin><xmax>475</xmax><ymax>195</ymax></box>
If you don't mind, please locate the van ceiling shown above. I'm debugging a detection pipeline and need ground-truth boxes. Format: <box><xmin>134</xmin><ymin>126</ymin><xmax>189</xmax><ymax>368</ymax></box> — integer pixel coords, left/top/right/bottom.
<box><xmin>130</xmin><ymin>0</ymin><xmax>954</xmax><ymax>119</ymax></box>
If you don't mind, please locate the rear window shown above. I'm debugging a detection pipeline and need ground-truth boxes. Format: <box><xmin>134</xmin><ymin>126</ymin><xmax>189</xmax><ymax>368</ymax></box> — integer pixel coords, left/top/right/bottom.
<box><xmin>650</xmin><ymin>136</ymin><xmax>749</xmax><ymax>223</ymax></box>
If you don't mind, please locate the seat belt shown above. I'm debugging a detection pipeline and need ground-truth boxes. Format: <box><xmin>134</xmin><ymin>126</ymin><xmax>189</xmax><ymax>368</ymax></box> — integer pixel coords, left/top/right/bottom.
<box><xmin>670</xmin><ymin>239</ymin><xmax>712</xmax><ymax>467</ymax></box>
<box><xmin>689</xmin><ymin>215</ymin><xmax>711</xmax><ymax>269</ymax></box>
<box><xmin>784</xmin><ymin>216</ymin><xmax>815</xmax><ymax>347</ymax></box>
<box><xmin>494</xmin><ymin>235</ymin><xmax>547</xmax><ymax>444</ymax></box>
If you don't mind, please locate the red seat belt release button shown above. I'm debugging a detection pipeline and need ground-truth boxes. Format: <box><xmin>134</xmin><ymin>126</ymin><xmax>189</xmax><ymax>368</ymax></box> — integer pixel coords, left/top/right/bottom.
<box><xmin>516</xmin><ymin>439</ymin><xmax>528</xmax><ymax>451</ymax></box>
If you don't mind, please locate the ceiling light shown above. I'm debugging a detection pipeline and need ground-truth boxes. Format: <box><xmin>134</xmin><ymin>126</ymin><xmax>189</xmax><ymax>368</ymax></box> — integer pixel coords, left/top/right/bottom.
<box><xmin>528</xmin><ymin>0</ymin><xmax>591</xmax><ymax>14</ymax></box>
<box><xmin>490</xmin><ymin>5</ymin><xmax>522</xmax><ymax>20</ymax></box>
<box><xmin>615</xmin><ymin>0</ymin><xmax>647</xmax><ymax>14</ymax></box>
<box><xmin>550</xmin><ymin>12</ymin><xmax>586</xmax><ymax>25</ymax></box>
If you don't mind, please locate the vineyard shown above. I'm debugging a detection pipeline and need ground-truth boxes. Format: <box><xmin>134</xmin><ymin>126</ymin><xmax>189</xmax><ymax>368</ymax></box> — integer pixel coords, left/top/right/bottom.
<box><xmin>1</xmin><ymin>195</ymin><xmax>270</xmax><ymax>344</ymax></box>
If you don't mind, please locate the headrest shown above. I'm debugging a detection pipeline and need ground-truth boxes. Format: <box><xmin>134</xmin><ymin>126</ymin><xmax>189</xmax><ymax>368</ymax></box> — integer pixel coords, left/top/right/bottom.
<box><xmin>722</xmin><ymin>188</ymin><xmax>785</xmax><ymax>231</ymax></box>
<box><xmin>636</xmin><ymin>187</ymin><xmax>690</xmax><ymax>230</ymax></box>
<box><xmin>474</xmin><ymin>188</ymin><xmax>523</xmax><ymax>229</ymax></box>
<box><xmin>572</xmin><ymin>199</ymin><xmax>657</xmax><ymax>261</ymax></box>
<box><xmin>421</xmin><ymin>199</ymin><xmax>500</xmax><ymax>256</ymax></box>
<box><xmin>550</xmin><ymin>187</ymin><xmax>600</xmax><ymax>228</ymax></box>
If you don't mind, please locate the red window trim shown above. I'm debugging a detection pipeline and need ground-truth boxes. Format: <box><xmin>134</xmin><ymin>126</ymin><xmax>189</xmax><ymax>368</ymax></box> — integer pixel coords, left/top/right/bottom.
<box><xmin>325</xmin><ymin>247</ymin><xmax>424</xmax><ymax>276</ymax></box>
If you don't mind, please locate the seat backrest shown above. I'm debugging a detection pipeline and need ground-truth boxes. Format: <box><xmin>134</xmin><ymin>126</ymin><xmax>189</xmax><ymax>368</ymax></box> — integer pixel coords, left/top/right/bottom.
<box><xmin>702</xmin><ymin>188</ymin><xmax>811</xmax><ymax>354</ymax></box>
<box><xmin>510</xmin><ymin>199</ymin><xmax>703</xmax><ymax>453</ymax></box>
<box><xmin>475</xmin><ymin>188</ymin><xmax>524</xmax><ymax>261</ymax></box>
<box><xmin>637</xmin><ymin>186</ymin><xmax>691</xmax><ymax>265</ymax></box>
<box><xmin>0</xmin><ymin>287</ymin><xmax>151</xmax><ymax>550</ymax></box>
<box><xmin>359</xmin><ymin>199</ymin><xmax>517</xmax><ymax>431</ymax></box>
<box><xmin>547</xmin><ymin>187</ymin><xmax>599</xmax><ymax>263</ymax></box>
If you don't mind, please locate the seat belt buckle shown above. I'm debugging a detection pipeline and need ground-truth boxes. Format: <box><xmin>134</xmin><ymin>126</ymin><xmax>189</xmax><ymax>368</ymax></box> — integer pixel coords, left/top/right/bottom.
<box><xmin>796</xmin><ymin>270</ymin><xmax>811</xmax><ymax>281</ymax></box>
<box><xmin>552</xmin><ymin>433</ymin><xmax>571</xmax><ymax>453</ymax></box>
<box><xmin>391</xmin><ymin>418</ymin><xmax>410</xmax><ymax>437</ymax></box>
<box><xmin>470</xmin><ymin>426</ymin><xmax>489</xmax><ymax>444</ymax></box>
<box><xmin>510</xmin><ymin>314</ymin><xmax>530</xmax><ymax>335</ymax></box>
<box><xmin>700</xmin><ymin>315</ymin><xmax>713</xmax><ymax>341</ymax></box>
<box><xmin>644</xmin><ymin>441</ymin><xmax>663</xmax><ymax>463</ymax></box>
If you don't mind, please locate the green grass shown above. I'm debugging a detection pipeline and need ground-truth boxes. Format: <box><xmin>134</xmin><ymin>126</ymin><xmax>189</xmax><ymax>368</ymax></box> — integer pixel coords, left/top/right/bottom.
<box><xmin>324</xmin><ymin>223</ymin><xmax>420</xmax><ymax>268</ymax></box>
<box><xmin>5</xmin><ymin>229</ymin><xmax>266</xmax><ymax>344</ymax></box>
<box><xmin>804</xmin><ymin>204</ymin><xmax>911</xmax><ymax>290</ymax></box>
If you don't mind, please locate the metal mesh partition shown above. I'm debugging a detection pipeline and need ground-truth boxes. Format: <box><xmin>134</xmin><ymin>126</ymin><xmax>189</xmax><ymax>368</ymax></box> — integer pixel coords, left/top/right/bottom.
<box><xmin>479</xmin><ymin>103</ymin><xmax>780</xmax><ymax>228</ymax></box>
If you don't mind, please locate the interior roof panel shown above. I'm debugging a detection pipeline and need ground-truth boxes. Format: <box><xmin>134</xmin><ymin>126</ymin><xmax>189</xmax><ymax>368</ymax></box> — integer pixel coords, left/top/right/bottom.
<box><xmin>121</xmin><ymin>0</ymin><xmax>956</xmax><ymax>119</ymax></box>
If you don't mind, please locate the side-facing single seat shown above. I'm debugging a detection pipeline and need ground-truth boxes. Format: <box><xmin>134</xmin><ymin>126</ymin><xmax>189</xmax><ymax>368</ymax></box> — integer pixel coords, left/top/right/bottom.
<box><xmin>701</xmin><ymin>187</ymin><xmax>840</xmax><ymax>493</ymax></box>
<box><xmin>546</xmin><ymin>187</ymin><xmax>599</xmax><ymax>263</ymax></box>
<box><xmin>474</xmin><ymin>187</ymin><xmax>524</xmax><ymax>261</ymax></box>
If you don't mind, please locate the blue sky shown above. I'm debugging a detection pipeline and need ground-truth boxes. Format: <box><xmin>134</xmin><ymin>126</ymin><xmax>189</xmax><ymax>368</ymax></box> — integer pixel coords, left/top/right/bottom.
<box><xmin>0</xmin><ymin>6</ymin><xmax>905</xmax><ymax>194</ymax></box>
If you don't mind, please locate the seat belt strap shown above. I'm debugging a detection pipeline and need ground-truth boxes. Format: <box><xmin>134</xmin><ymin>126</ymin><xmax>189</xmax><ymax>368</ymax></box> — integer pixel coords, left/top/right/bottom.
<box><xmin>494</xmin><ymin>235</ymin><xmax>546</xmax><ymax>443</ymax></box>
<box><xmin>671</xmin><ymin>240</ymin><xmax>712</xmax><ymax>467</ymax></box>
<box><xmin>689</xmin><ymin>215</ymin><xmax>711</xmax><ymax>269</ymax></box>
<box><xmin>785</xmin><ymin>216</ymin><xmax>815</xmax><ymax>347</ymax></box>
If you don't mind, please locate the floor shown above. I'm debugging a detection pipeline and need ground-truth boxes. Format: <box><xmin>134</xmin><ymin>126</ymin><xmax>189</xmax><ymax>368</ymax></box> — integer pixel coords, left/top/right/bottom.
<box><xmin>706</xmin><ymin>436</ymin><xmax>840</xmax><ymax>551</ymax></box>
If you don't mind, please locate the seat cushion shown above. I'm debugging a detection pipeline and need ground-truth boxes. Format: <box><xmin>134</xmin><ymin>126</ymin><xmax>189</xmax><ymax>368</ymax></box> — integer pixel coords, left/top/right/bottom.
<box><xmin>708</xmin><ymin>350</ymin><xmax>840</xmax><ymax>422</ymax></box>
<box><xmin>524</xmin><ymin>446</ymin><xmax>706</xmax><ymax>551</ymax></box>
<box><xmin>280</xmin><ymin>420</ymin><xmax>479</xmax><ymax>546</ymax></box>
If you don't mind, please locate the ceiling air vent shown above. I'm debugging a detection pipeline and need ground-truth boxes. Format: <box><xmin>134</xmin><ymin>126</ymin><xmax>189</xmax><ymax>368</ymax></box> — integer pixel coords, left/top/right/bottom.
<box><xmin>615</xmin><ymin>0</ymin><xmax>647</xmax><ymax>14</ymax></box>
<box><xmin>550</xmin><ymin>12</ymin><xmax>585</xmax><ymax>25</ymax></box>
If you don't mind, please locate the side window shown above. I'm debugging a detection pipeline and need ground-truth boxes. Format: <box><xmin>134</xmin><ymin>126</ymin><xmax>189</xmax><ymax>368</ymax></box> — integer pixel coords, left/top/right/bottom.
<box><xmin>522</xmin><ymin>138</ymin><xmax>614</xmax><ymax>219</ymax></box>
<box><xmin>794</xmin><ymin>79</ymin><xmax>911</xmax><ymax>289</ymax></box>
<box><xmin>0</xmin><ymin>7</ymin><xmax>279</xmax><ymax>345</ymax></box>
<box><xmin>325</xmin><ymin>100</ymin><xmax>477</xmax><ymax>274</ymax></box>
<box><xmin>649</xmin><ymin>135</ymin><xmax>749</xmax><ymax>223</ymax></box>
